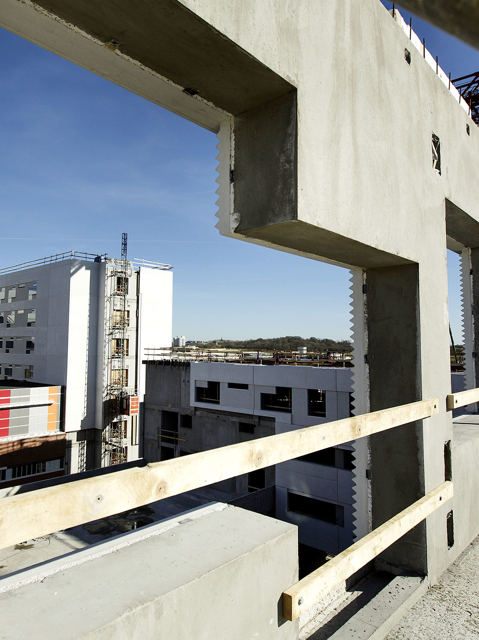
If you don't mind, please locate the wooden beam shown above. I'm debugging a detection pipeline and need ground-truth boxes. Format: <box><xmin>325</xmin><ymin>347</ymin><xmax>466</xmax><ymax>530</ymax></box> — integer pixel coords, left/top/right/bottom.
<box><xmin>446</xmin><ymin>387</ymin><xmax>479</xmax><ymax>410</ymax></box>
<box><xmin>282</xmin><ymin>480</ymin><xmax>453</xmax><ymax>621</ymax></box>
<box><xmin>0</xmin><ymin>398</ymin><xmax>438</xmax><ymax>550</ymax></box>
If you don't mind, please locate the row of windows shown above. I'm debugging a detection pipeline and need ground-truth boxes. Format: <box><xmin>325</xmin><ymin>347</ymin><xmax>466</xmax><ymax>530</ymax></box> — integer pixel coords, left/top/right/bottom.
<box><xmin>0</xmin><ymin>281</ymin><xmax>37</xmax><ymax>304</ymax></box>
<box><xmin>195</xmin><ymin>382</ymin><xmax>328</xmax><ymax>417</ymax></box>
<box><xmin>0</xmin><ymin>309</ymin><xmax>36</xmax><ymax>327</ymax></box>
<box><xmin>0</xmin><ymin>458</ymin><xmax>63</xmax><ymax>482</ymax></box>
<box><xmin>0</xmin><ymin>364</ymin><xmax>34</xmax><ymax>379</ymax></box>
<box><xmin>0</xmin><ymin>337</ymin><xmax>35</xmax><ymax>354</ymax></box>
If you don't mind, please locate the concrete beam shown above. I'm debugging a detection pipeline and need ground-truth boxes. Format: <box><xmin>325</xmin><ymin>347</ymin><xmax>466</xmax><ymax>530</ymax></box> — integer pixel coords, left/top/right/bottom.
<box><xmin>398</xmin><ymin>1</ymin><xmax>479</xmax><ymax>51</ymax></box>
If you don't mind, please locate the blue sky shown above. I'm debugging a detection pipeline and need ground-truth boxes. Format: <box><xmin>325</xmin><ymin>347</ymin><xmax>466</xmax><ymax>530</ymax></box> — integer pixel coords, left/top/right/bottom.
<box><xmin>0</xmin><ymin>3</ymin><xmax>478</xmax><ymax>343</ymax></box>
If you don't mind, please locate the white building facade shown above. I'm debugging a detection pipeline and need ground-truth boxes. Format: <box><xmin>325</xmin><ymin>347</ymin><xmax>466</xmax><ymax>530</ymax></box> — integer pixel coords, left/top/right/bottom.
<box><xmin>190</xmin><ymin>362</ymin><xmax>360</xmax><ymax>555</ymax></box>
<box><xmin>0</xmin><ymin>252</ymin><xmax>173</xmax><ymax>473</ymax></box>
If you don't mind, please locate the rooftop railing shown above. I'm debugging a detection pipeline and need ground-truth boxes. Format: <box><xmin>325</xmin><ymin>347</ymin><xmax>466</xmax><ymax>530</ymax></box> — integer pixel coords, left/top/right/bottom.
<box><xmin>0</xmin><ymin>251</ymin><xmax>108</xmax><ymax>275</ymax></box>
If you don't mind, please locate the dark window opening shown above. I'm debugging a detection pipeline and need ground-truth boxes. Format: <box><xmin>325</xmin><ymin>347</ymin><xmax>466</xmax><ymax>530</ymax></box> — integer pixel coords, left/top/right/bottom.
<box><xmin>161</xmin><ymin>446</ymin><xmax>175</xmax><ymax>461</ymax></box>
<box><xmin>432</xmin><ymin>133</ymin><xmax>441</xmax><ymax>174</ymax></box>
<box><xmin>261</xmin><ymin>387</ymin><xmax>292</xmax><ymax>413</ymax></box>
<box><xmin>447</xmin><ymin>510</ymin><xmax>455</xmax><ymax>549</ymax></box>
<box><xmin>404</xmin><ymin>48</ymin><xmax>411</xmax><ymax>64</ymax></box>
<box><xmin>5</xmin><ymin>341</ymin><xmax>14</xmax><ymax>350</ymax></box>
<box><xmin>228</xmin><ymin>382</ymin><xmax>249</xmax><ymax>390</ymax></box>
<box><xmin>116</xmin><ymin>276</ymin><xmax>129</xmax><ymax>294</ymax></box>
<box><xmin>296</xmin><ymin>447</ymin><xmax>354</xmax><ymax>470</ymax></box>
<box><xmin>180</xmin><ymin>414</ymin><xmax>192</xmax><ymax>429</ymax></box>
<box><xmin>288</xmin><ymin>492</ymin><xmax>344</xmax><ymax>527</ymax></box>
<box><xmin>239</xmin><ymin>422</ymin><xmax>255</xmax><ymax>434</ymax></box>
<box><xmin>444</xmin><ymin>440</ymin><xmax>452</xmax><ymax>482</ymax></box>
<box><xmin>308</xmin><ymin>389</ymin><xmax>326</xmax><ymax>417</ymax></box>
<box><xmin>4</xmin><ymin>367</ymin><xmax>13</xmax><ymax>377</ymax></box>
<box><xmin>196</xmin><ymin>381</ymin><xmax>220</xmax><ymax>404</ymax></box>
<box><xmin>247</xmin><ymin>468</ymin><xmax>266</xmax><ymax>492</ymax></box>
<box><xmin>297</xmin><ymin>448</ymin><xmax>336</xmax><ymax>466</ymax></box>
<box><xmin>161</xmin><ymin>410</ymin><xmax>178</xmax><ymax>442</ymax></box>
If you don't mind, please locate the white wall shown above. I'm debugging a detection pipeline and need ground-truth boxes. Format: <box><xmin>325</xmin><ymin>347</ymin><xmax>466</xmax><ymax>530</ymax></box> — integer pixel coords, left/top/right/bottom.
<box><xmin>138</xmin><ymin>268</ymin><xmax>173</xmax><ymax>401</ymax></box>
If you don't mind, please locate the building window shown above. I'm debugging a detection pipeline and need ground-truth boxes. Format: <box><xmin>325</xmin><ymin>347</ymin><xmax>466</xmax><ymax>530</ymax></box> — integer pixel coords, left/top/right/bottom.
<box><xmin>4</xmin><ymin>367</ymin><xmax>12</xmax><ymax>377</ymax></box>
<box><xmin>7</xmin><ymin>287</ymin><xmax>16</xmax><ymax>303</ymax></box>
<box><xmin>111</xmin><ymin>369</ymin><xmax>128</xmax><ymax>387</ymax></box>
<box><xmin>228</xmin><ymin>382</ymin><xmax>249</xmax><ymax>390</ymax></box>
<box><xmin>247</xmin><ymin>468</ymin><xmax>266</xmax><ymax>492</ymax></box>
<box><xmin>116</xmin><ymin>277</ymin><xmax>129</xmax><ymax>294</ymax></box>
<box><xmin>0</xmin><ymin>340</ymin><xmax>2</xmax><ymax>348</ymax></box>
<box><xmin>288</xmin><ymin>492</ymin><xmax>345</xmax><ymax>527</ymax></box>
<box><xmin>24</xmin><ymin>365</ymin><xmax>34</xmax><ymax>379</ymax></box>
<box><xmin>26</xmin><ymin>339</ymin><xmax>35</xmax><ymax>354</ymax></box>
<box><xmin>296</xmin><ymin>447</ymin><xmax>354</xmax><ymax>470</ymax></box>
<box><xmin>27</xmin><ymin>309</ymin><xmax>36</xmax><ymax>326</ymax></box>
<box><xmin>6</xmin><ymin>311</ymin><xmax>15</xmax><ymax>327</ymax></box>
<box><xmin>239</xmin><ymin>422</ymin><xmax>255</xmax><ymax>434</ymax></box>
<box><xmin>180</xmin><ymin>414</ymin><xmax>192</xmax><ymax>429</ymax></box>
<box><xmin>432</xmin><ymin>133</ymin><xmax>441</xmax><ymax>174</ymax></box>
<box><xmin>308</xmin><ymin>389</ymin><xmax>326</xmax><ymax>417</ymax></box>
<box><xmin>0</xmin><ymin>458</ymin><xmax>64</xmax><ymax>482</ymax></box>
<box><xmin>161</xmin><ymin>410</ymin><xmax>178</xmax><ymax>442</ymax></box>
<box><xmin>28</xmin><ymin>282</ymin><xmax>37</xmax><ymax>300</ymax></box>
<box><xmin>195</xmin><ymin>381</ymin><xmax>220</xmax><ymax>404</ymax></box>
<box><xmin>0</xmin><ymin>287</ymin><xmax>4</xmax><ymax>302</ymax></box>
<box><xmin>113</xmin><ymin>309</ymin><xmax>130</xmax><ymax>326</ymax></box>
<box><xmin>260</xmin><ymin>387</ymin><xmax>292</xmax><ymax>413</ymax></box>
<box><xmin>112</xmin><ymin>338</ymin><xmax>129</xmax><ymax>356</ymax></box>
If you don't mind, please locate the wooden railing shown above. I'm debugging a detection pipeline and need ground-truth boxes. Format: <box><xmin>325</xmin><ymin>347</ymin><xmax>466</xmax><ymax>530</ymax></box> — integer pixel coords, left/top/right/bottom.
<box><xmin>446</xmin><ymin>387</ymin><xmax>479</xmax><ymax>410</ymax></box>
<box><xmin>0</xmin><ymin>394</ymin><xmax>456</xmax><ymax>623</ymax></box>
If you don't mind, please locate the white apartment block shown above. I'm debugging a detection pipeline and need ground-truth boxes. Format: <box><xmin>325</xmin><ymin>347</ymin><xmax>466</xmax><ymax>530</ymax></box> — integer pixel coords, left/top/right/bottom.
<box><xmin>0</xmin><ymin>251</ymin><xmax>172</xmax><ymax>474</ymax></box>
<box><xmin>188</xmin><ymin>362</ymin><xmax>360</xmax><ymax>555</ymax></box>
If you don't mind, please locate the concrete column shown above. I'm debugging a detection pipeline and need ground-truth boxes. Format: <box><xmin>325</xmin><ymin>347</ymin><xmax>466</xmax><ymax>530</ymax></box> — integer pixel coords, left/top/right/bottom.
<box><xmin>470</xmin><ymin>248</ymin><xmax>479</xmax><ymax>391</ymax></box>
<box><xmin>367</xmin><ymin>264</ymin><xmax>426</xmax><ymax>574</ymax></box>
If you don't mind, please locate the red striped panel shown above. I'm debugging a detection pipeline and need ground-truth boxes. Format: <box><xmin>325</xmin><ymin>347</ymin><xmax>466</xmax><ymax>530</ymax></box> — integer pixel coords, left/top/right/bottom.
<box><xmin>0</xmin><ymin>389</ymin><xmax>10</xmax><ymax>438</ymax></box>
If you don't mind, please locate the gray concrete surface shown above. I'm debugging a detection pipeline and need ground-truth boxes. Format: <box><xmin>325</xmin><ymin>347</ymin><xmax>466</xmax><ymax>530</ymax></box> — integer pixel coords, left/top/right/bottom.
<box><xmin>0</xmin><ymin>504</ymin><xmax>299</xmax><ymax>640</ymax></box>
<box><xmin>0</xmin><ymin>486</ymin><xmax>234</xmax><ymax>577</ymax></box>
<box><xmin>386</xmin><ymin>535</ymin><xmax>479</xmax><ymax>639</ymax></box>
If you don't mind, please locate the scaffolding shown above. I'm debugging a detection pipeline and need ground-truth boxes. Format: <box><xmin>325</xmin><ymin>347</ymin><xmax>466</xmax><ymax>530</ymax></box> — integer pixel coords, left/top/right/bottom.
<box><xmin>103</xmin><ymin>233</ymin><xmax>132</xmax><ymax>466</ymax></box>
<box><xmin>452</xmin><ymin>71</ymin><xmax>479</xmax><ymax>124</ymax></box>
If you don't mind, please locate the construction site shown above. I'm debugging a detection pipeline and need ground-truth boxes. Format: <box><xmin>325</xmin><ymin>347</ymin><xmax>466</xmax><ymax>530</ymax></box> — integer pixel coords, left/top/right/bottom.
<box><xmin>2</xmin><ymin>0</ymin><xmax>479</xmax><ymax>638</ymax></box>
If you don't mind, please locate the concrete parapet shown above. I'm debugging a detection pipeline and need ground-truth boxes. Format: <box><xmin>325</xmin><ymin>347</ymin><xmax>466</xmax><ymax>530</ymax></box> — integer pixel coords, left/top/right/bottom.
<box><xmin>0</xmin><ymin>503</ymin><xmax>298</xmax><ymax>640</ymax></box>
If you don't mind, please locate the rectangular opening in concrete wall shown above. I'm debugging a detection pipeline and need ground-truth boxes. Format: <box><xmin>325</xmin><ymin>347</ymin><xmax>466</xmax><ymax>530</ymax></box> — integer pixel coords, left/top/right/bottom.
<box><xmin>288</xmin><ymin>491</ymin><xmax>345</xmax><ymax>527</ymax></box>
<box><xmin>307</xmin><ymin>388</ymin><xmax>326</xmax><ymax>417</ymax></box>
<box><xmin>239</xmin><ymin>421</ymin><xmax>255</xmax><ymax>434</ymax></box>
<box><xmin>161</xmin><ymin>410</ymin><xmax>178</xmax><ymax>443</ymax></box>
<box><xmin>180</xmin><ymin>414</ymin><xmax>192</xmax><ymax>429</ymax></box>
<box><xmin>432</xmin><ymin>133</ymin><xmax>441</xmax><ymax>174</ymax></box>
<box><xmin>228</xmin><ymin>382</ymin><xmax>249</xmax><ymax>390</ymax></box>
<box><xmin>195</xmin><ymin>381</ymin><xmax>220</xmax><ymax>404</ymax></box>
<box><xmin>260</xmin><ymin>387</ymin><xmax>292</xmax><ymax>413</ymax></box>
<box><xmin>247</xmin><ymin>468</ymin><xmax>265</xmax><ymax>492</ymax></box>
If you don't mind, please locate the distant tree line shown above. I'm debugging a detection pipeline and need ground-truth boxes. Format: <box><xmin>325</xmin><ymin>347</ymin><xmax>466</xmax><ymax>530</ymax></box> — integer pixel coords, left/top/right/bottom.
<box><xmin>194</xmin><ymin>336</ymin><xmax>352</xmax><ymax>352</ymax></box>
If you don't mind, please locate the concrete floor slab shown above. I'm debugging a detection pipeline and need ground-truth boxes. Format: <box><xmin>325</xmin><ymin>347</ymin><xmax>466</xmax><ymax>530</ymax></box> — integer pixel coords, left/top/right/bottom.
<box><xmin>386</xmin><ymin>536</ymin><xmax>479</xmax><ymax>639</ymax></box>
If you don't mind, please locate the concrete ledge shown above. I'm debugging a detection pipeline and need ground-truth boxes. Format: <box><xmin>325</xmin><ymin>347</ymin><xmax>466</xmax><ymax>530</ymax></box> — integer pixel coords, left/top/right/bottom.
<box><xmin>0</xmin><ymin>503</ymin><xmax>299</xmax><ymax>640</ymax></box>
<box><xmin>306</xmin><ymin>572</ymin><xmax>427</xmax><ymax>640</ymax></box>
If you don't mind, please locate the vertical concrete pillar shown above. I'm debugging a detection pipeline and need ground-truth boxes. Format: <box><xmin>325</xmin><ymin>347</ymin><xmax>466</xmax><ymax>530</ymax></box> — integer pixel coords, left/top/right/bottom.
<box><xmin>470</xmin><ymin>249</ymin><xmax>479</xmax><ymax>391</ymax></box>
<box><xmin>367</xmin><ymin>264</ymin><xmax>427</xmax><ymax>574</ymax></box>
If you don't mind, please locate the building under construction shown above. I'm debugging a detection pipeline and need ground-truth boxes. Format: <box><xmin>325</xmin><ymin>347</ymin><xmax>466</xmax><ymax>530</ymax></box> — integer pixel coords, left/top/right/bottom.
<box><xmin>0</xmin><ymin>239</ymin><xmax>173</xmax><ymax>474</ymax></box>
